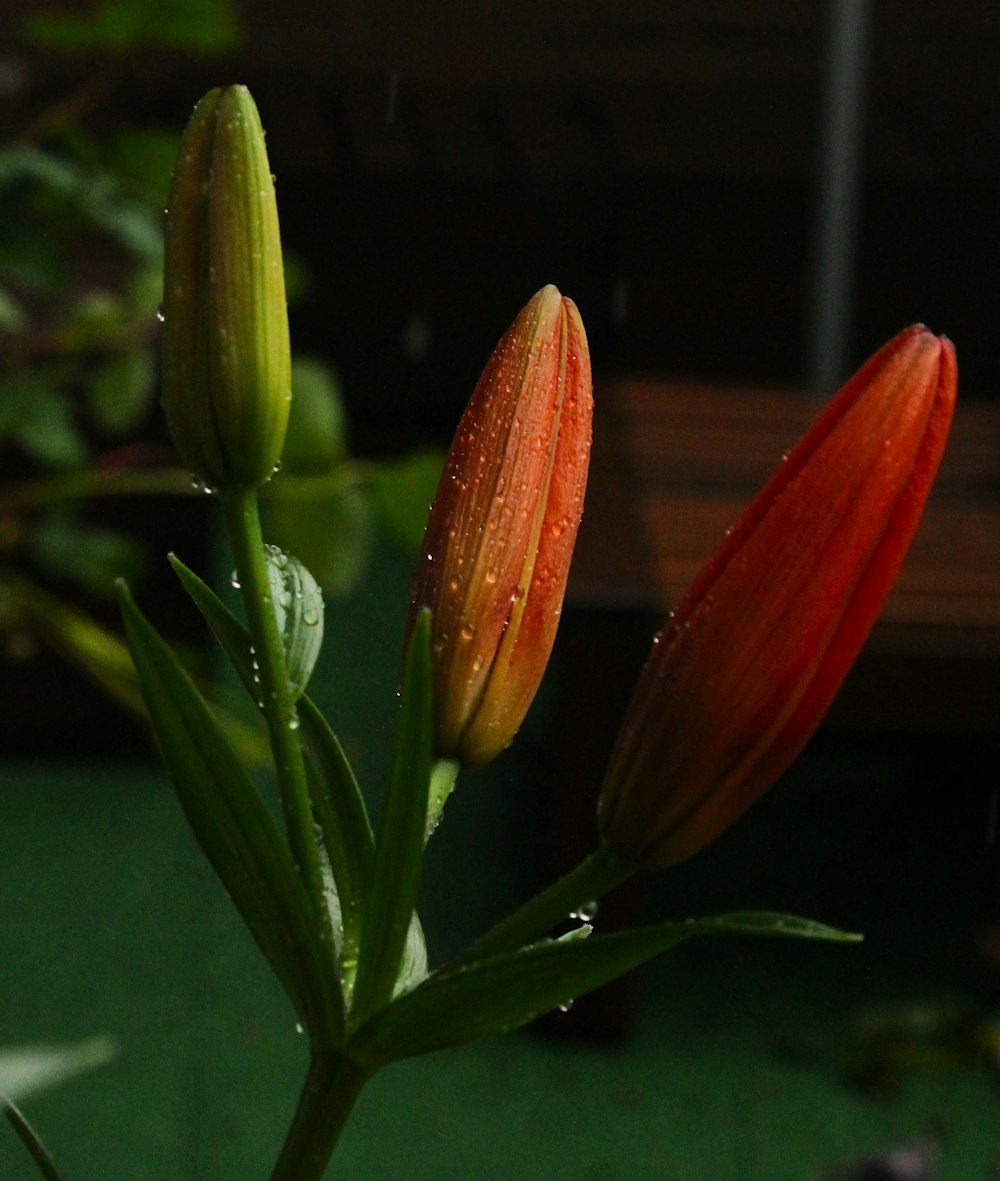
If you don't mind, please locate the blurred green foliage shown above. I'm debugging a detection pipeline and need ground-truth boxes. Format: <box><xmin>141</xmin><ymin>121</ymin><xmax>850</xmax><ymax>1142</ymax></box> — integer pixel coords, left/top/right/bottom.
<box><xmin>0</xmin><ymin>0</ymin><xmax>442</xmax><ymax>747</ymax></box>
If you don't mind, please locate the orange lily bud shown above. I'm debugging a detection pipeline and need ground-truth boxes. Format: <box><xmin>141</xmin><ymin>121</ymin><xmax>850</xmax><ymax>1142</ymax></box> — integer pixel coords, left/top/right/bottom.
<box><xmin>598</xmin><ymin>326</ymin><xmax>957</xmax><ymax>867</ymax></box>
<box><xmin>409</xmin><ymin>285</ymin><xmax>593</xmax><ymax>768</ymax></box>
<box><xmin>161</xmin><ymin>86</ymin><xmax>291</xmax><ymax>490</ymax></box>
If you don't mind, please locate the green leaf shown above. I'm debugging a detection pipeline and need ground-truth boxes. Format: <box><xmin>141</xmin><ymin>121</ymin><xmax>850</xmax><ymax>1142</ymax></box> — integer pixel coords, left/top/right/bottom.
<box><xmin>168</xmin><ymin>555</ymin><xmax>375</xmax><ymax>967</ymax></box>
<box><xmin>263</xmin><ymin>545</ymin><xmax>324</xmax><ymax>700</ymax></box>
<box><xmin>350</xmin><ymin>911</ymin><xmax>861</xmax><ymax>1066</ymax></box>
<box><xmin>0</xmin><ymin>377</ymin><xmax>88</xmax><ymax>468</ymax></box>
<box><xmin>0</xmin><ymin>1037</ymin><xmax>117</xmax><ymax>1103</ymax></box>
<box><xmin>117</xmin><ymin>580</ymin><xmax>343</xmax><ymax>1043</ymax></box>
<box><xmin>88</xmin><ymin>348</ymin><xmax>155</xmax><ymax>436</ymax></box>
<box><xmin>264</xmin><ymin>472</ymin><xmax>374</xmax><ymax>597</ymax></box>
<box><xmin>349</xmin><ymin>610</ymin><xmax>434</xmax><ymax>1030</ymax></box>
<box><xmin>25</xmin><ymin>0</ymin><xmax>241</xmax><ymax>54</ymax></box>
<box><xmin>282</xmin><ymin>357</ymin><xmax>349</xmax><ymax>473</ymax></box>
<box><xmin>107</xmin><ymin>128</ymin><xmax>181</xmax><ymax>205</ymax></box>
<box><xmin>296</xmin><ymin>695</ymin><xmax>374</xmax><ymax>983</ymax></box>
<box><xmin>0</xmin><ymin>286</ymin><xmax>26</xmax><ymax>331</ymax></box>
<box><xmin>33</xmin><ymin>514</ymin><xmax>145</xmax><ymax>593</ymax></box>
<box><xmin>366</xmin><ymin>450</ymin><xmax>444</xmax><ymax>552</ymax></box>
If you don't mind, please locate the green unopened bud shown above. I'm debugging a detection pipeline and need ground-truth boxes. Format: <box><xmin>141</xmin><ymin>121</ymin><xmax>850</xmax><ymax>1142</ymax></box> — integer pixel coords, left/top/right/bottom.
<box><xmin>162</xmin><ymin>85</ymin><xmax>291</xmax><ymax>490</ymax></box>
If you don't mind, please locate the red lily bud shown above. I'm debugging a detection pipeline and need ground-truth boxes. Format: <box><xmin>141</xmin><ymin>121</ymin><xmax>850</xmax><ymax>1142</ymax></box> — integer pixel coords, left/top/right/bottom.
<box><xmin>598</xmin><ymin>326</ymin><xmax>957</xmax><ymax>867</ymax></box>
<box><xmin>410</xmin><ymin>285</ymin><xmax>593</xmax><ymax>768</ymax></box>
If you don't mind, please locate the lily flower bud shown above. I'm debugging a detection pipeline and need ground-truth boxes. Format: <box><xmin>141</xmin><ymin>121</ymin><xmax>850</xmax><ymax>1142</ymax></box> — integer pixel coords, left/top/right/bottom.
<box><xmin>598</xmin><ymin>326</ymin><xmax>957</xmax><ymax>867</ymax></box>
<box><xmin>161</xmin><ymin>85</ymin><xmax>291</xmax><ymax>490</ymax></box>
<box><xmin>409</xmin><ymin>285</ymin><xmax>593</xmax><ymax>768</ymax></box>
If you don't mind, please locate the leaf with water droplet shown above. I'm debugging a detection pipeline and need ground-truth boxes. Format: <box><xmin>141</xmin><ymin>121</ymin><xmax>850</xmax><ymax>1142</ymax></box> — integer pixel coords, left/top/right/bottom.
<box><xmin>348</xmin><ymin>910</ymin><xmax>860</xmax><ymax>1066</ymax></box>
<box><xmin>264</xmin><ymin>544</ymin><xmax>324</xmax><ymax>699</ymax></box>
<box><xmin>117</xmin><ymin>579</ymin><xmax>343</xmax><ymax>1043</ymax></box>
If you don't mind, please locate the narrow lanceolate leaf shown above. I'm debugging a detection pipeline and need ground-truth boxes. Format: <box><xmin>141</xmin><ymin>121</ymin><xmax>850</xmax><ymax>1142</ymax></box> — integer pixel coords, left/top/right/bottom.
<box><xmin>349</xmin><ymin>911</ymin><xmax>860</xmax><ymax>1066</ymax></box>
<box><xmin>168</xmin><ymin>554</ymin><xmax>375</xmax><ymax>960</ymax></box>
<box><xmin>117</xmin><ymin>581</ymin><xmax>343</xmax><ymax>1044</ymax></box>
<box><xmin>296</xmin><ymin>694</ymin><xmax>374</xmax><ymax>978</ymax></box>
<box><xmin>349</xmin><ymin>610</ymin><xmax>434</xmax><ymax>1030</ymax></box>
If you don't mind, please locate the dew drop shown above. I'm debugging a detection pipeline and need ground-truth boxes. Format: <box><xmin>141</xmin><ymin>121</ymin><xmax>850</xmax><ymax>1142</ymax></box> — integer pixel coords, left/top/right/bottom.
<box><xmin>570</xmin><ymin>900</ymin><xmax>599</xmax><ymax>923</ymax></box>
<box><xmin>460</xmin><ymin>622</ymin><xmax>476</xmax><ymax>642</ymax></box>
<box><xmin>230</xmin><ymin>571</ymin><xmax>241</xmax><ymax>589</ymax></box>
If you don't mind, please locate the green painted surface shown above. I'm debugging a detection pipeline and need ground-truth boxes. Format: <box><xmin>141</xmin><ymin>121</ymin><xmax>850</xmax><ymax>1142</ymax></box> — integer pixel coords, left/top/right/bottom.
<box><xmin>2</xmin><ymin>545</ymin><xmax>997</xmax><ymax>1179</ymax></box>
<box><xmin>2</xmin><ymin>757</ymin><xmax>997</xmax><ymax>1181</ymax></box>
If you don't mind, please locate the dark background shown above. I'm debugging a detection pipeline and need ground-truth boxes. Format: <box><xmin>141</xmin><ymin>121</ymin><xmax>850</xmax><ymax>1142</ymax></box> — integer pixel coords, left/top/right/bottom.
<box><xmin>5</xmin><ymin>0</ymin><xmax>999</xmax><ymax>450</ymax></box>
<box><xmin>1</xmin><ymin>4</ymin><xmax>998</xmax><ymax>1177</ymax></box>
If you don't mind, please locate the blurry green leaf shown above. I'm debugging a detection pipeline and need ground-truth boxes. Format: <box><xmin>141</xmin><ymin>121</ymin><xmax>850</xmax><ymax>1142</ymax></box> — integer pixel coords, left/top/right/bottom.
<box><xmin>264</xmin><ymin>544</ymin><xmax>324</xmax><ymax>700</ymax></box>
<box><xmin>25</xmin><ymin>0</ymin><xmax>241</xmax><ymax>54</ymax></box>
<box><xmin>0</xmin><ymin>377</ymin><xmax>88</xmax><ymax>468</ymax></box>
<box><xmin>3</xmin><ymin>573</ymin><xmax>146</xmax><ymax>714</ymax></box>
<box><xmin>281</xmin><ymin>251</ymin><xmax>309</xmax><ymax>305</ymax></box>
<box><xmin>351</xmin><ymin>911</ymin><xmax>862</xmax><ymax>1066</ymax></box>
<box><xmin>125</xmin><ymin>262</ymin><xmax>165</xmax><ymax>318</ymax></box>
<box><xmin>367</xmin><ymin>450</ymin><xmax>443</xmax><ymax>551</ymax></box>
<box><xmin>33</xmin><ymin>514</ymin><xmax>145</xmax><ymax>593</ymax></box>
<box><xmin>349</xmin><ymin>611</ymin><xmax>433</xmax><ymax>1030</ymax></box>
<box><xmin>107</xmin><ymin>127</ymin><xmax>181</xmax><ymax>205</ymax></box>
<box><xmin>69</xmin><ymin>289</ymin><xmax>125</xmax><ymax>338</ymax></box>
<box><xmin>265</xmin><ymin>474</ymin><xmax>374</xmax><ymax>597</ymax></box>
<box><xmin>80</xmin><ymin>179</ymin><xmax>161</xmax><ymax>262</ymax></box>
<box><xmin>0</xmin><ymin>286</ymin><xmax>26</xmax><ymax>331</ymax></box>
<box><xmin>0</xmin><ymin>1037</ymin><xmax>116</xmax><ymax>1103</ymax></box>
<box><xmin>88</xmin><ymin>348</ymin><xmax>155</xmax><ymax>436</ymax></box>
<box><xmin>283</xmin><ymin>357</ymin><xmax>349</xmax><ymax>473</ymax></box>
<box><xmin>0</xmin><ymin>146</ymin><xmax>161</xmax><ymax>264</ymax></box>
<box><xmin>118</xmin><ymin>581</ymin><xmax>344</xmax><ymax>1043</ymax></box>
<box><xmin>0</xmin><ymin>214</ymin><xmax>67</xmax><ymax>293</ymax></box>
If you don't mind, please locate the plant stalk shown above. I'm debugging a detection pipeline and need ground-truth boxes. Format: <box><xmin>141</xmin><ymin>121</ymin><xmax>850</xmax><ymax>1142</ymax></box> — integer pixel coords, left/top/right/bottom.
<box><xmin>268</xmin><ymin>1051</ymin><xmax>369</xmax><ymax>1181</ymax></box>
<box><xmin>222</xmin><ymin>487</ymin><xmax>334</xmax><ymax>956</ymax></box>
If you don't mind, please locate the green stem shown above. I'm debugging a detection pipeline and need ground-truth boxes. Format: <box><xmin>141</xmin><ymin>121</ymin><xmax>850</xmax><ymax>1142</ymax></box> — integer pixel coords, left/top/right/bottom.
<box><xmin>222</xmin><ymin>488</ymin><xmax>334</xmax><ymax>955</ymax></box>
<box><xmin>452</xmin><ymin>843</ymin><xmax>636</xmax><ymax>969</ymax></box>
<box><xmin>268</xmin><ymin>1052</ymin><xmax>369</xmax><ymax>1181</ymax></box>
